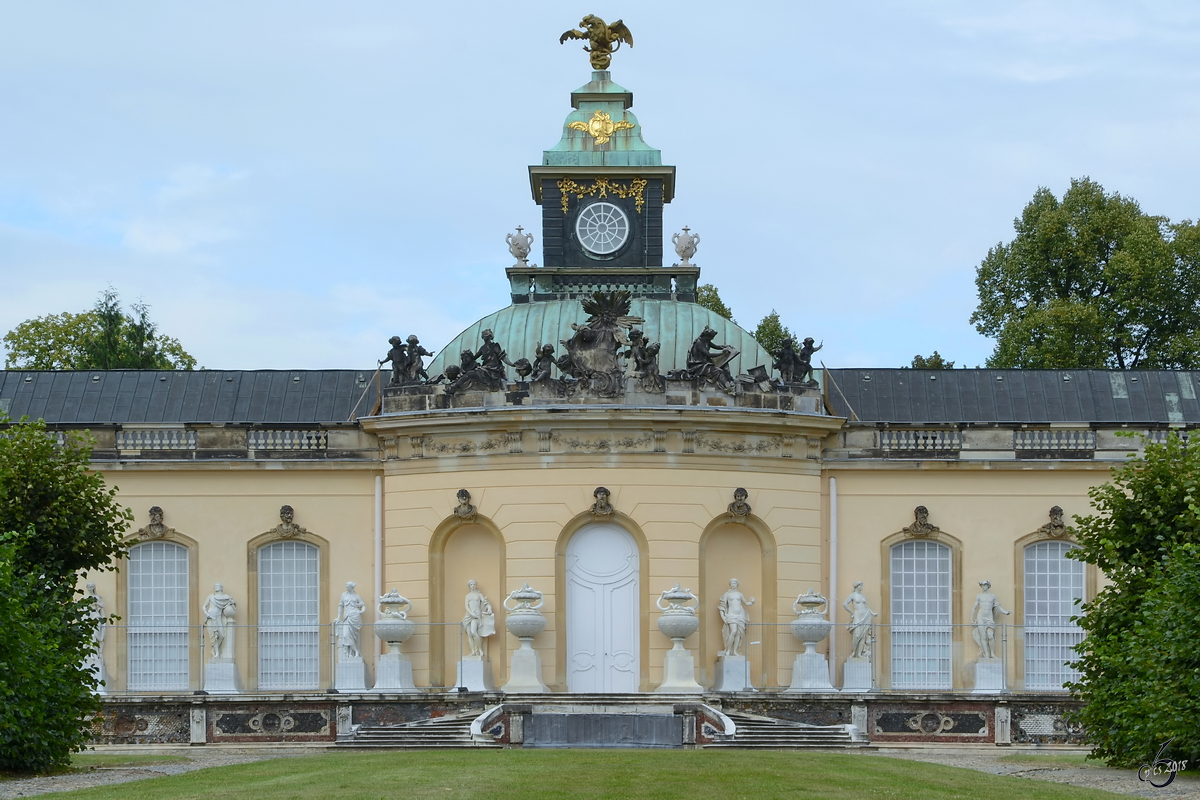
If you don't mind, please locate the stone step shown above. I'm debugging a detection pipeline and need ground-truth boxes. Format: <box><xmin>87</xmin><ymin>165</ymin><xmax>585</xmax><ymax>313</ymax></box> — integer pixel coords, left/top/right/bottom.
<box><xmin>706</xmin><ymin>712</ymin><xmax>865</xmax><ymax>749</ymax></box>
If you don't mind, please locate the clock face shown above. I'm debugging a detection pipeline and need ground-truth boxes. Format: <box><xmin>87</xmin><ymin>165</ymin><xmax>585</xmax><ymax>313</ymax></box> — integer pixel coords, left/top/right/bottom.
<box><xmin>575</xmin><ymin>201</ymin><xmax>630</xmax><ymax>256</ymax></box>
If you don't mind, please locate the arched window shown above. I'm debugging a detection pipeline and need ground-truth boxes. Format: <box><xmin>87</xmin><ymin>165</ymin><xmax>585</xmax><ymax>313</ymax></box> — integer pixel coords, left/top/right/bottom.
<box><xmin>257</xmin><ymin>540</ymin><xmax>320</xmax><ymax>690</ymax></box>
<box><xmin>127</xmin><ymin>541</ymin><xmax>190</xmax><ymax>691</ymax></box>
<box><xmin>890</xmin><ymin>539</ymin><xmax>952</xmax><ymax>689</ymax></box>
<box><xmin>1023</xmin><ymin>540</ymin><xmax>1084</xmax><ymax>690</ymax></box>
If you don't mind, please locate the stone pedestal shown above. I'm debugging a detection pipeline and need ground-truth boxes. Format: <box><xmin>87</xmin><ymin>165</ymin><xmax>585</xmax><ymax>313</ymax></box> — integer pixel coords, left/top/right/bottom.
<box><xmin>842</xmin><ymin>657</ymin><xmax>873</xmax><ymax>691</ymax></box>
<box><xmin>501</xmin><ymin>641</ymin><xmax>548</xmax><ymax>693</ymax></box>
<box><xmin>655</xmin><ymin>645</ymin><xmax>704</xmax><ymax>693</ymax></box>
<box><xmin>712</xmin><ymin>654</ymin><xmax>755</xmax><ymax>692</ymax></box>
<box><xmin>335</xmin><ymin>656</ymin><xmax>368</xmax><ymax>692</ymax></box>
<box><xmin>372</xmin><ymin>652</ymin><xmax>417</xmax><ymax>693</ymax></box>
<box><xmin>972</xmin><ymin>658</ymin><xmax>1005</xmax><ymax>694</ymax></box>
<box><xmin>786</xmin><ymin>650</ymin><xmax>834</xmax><ymax>692</ymax></box>
<box><xmin>203</xmin><ymin>658</ymin><xmax>243</xmax><ymax>694</ymax></box>
<box><xmin>456</xmin><ymin>657</ymin><xmax>495</xmax><ymax>692</ymax></box>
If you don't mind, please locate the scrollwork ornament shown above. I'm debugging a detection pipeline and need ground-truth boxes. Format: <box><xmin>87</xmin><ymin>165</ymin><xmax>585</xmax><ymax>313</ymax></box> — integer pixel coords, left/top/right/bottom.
<box><xmin>557</xmin><ymin>177</ymin><xmax>647</xmax><ymax>214</ymax></box>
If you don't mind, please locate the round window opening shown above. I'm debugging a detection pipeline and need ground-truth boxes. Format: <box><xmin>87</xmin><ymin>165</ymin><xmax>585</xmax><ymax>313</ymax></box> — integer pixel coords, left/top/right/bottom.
<box><xmin>576</xmin><ymin>201</ymin><xmax>630</xmax><ymax>256</ymax></box>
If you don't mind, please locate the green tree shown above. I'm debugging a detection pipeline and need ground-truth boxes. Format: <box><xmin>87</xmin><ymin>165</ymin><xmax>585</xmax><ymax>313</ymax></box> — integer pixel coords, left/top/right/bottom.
<box><xmin>910</xmin><ymin>352</ymin><xmax>955</xmax><ymax>369</ymax></box>
<box><xmin>971</xmin><ymin>177</ymin><xmax>1200</xmax><ymax>369</ymax></box>
<box><xmin>752</xmin><ymin>310</ymin><xmax>794</xmax><ymax>355</ymax></box>
<box><xmin>0</xmin><ymin>417</ymin><xmax>130</xmax><ymax>772</ymax></box>
<box><xmin>695</xmin><ymin>284</ymin><xmax>734</xmax><ymax>321</ymax></box>
<box><xmin>3</xmin><ymin>288</ymin><xmax>197</xmax><ymax>370</ymax></box>
<box><xmin>1067</xmin><ymin>432</ymin><xmax>1200</xmax><ymax>767</ymax></box>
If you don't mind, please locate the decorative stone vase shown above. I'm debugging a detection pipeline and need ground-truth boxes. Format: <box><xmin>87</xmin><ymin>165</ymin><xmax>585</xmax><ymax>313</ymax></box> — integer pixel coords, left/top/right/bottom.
<box><xmin>375</xmin><ymin>590</ymin><xmax>416</xmax><ymax>655</ymax></box>
<box><xmin>786</xmin><ymin>588</ymin><xmax>835</xmax><ymax>692</ymax></box>
<box><xmin>503</xmin><ymin>583</ymin><xmax>547</xmax><ymax>641</ymax></box>
<box><xmin>790</xmin><ymin>588</ymin><xmax>832</xmax><ymax>652</ymax></box>
<box><xmin>655</xmin><ymin>584</ymin><xmax>700</xmax><ymax>647</ymax></box>
<box><xmin>501</xmin><ymin>583</ymin><xmax>549</xmax><ymax>693</ymax></box>
<box><xmin>653</xmin><ymin>584</ymin><xmax>704</xmax><ymax>693</ymax></box>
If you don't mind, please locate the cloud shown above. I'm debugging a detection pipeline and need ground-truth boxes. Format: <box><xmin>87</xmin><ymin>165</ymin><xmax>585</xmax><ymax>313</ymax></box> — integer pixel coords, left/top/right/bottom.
<box><xmin>155</xmin><ymin>165</ymin><xmax>247</xmax><ymax>205</ymax></box>
<box><xmin>123</xmin><ymin>218</ymin><xmax>235</xmax><ymax>255</ymax></box>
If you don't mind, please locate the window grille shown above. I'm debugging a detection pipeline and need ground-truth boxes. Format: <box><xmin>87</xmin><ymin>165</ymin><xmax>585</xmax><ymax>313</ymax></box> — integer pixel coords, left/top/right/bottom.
<box><xmin>248</xmin><ymin>429</ymin><xmax>328</xmax><ymax>451</ymax></box>
<box><xmin>257</xmin><ymin>541</ymin><xmax>320</xmax><ymax>690</ymax></box>
<box><xmin>127</xmin><ymin>541</ymin><xmax>190</xmax><ymax>691</ymax></box>
<box><xmin>1024</xmin><ymin>540</ymin><xmax>1084</xmax><ymax>690</ymax></box>
<box><xmin>890</xmin><ymin>539</ymin><xmax>952</xmax><ymax>689</ymax></box>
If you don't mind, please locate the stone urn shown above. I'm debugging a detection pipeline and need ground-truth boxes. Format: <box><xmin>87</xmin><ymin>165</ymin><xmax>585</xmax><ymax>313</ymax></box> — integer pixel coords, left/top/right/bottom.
<box><xmin>503</xmin><ymin>583</ymin><xmax>546</xmax><ymax>642</ymax></box>
<box><xmin>790</xmin><ymin>588</ymin><xmax>832</xmax><ymax>653</ymax></box>
<box><xmin>375</xmin><ymin>590</ymin><xmax>416</xmax><ymax>655</ymax></box>
<box><xmin>656</xmin><ymin>583</ymin><xmax>700</xmax><ymax>647</ymax></box>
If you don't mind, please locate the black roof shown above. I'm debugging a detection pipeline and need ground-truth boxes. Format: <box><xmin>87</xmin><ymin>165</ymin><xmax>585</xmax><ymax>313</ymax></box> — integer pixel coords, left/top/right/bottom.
<box><xmin>0</xmin><ymin>371</ymin><xmax>373</xmax><ymax>425</ymax></box>
<box><xmin>824</xmin><ymin>369</ymin><xmax>1200</xmax><ymax>424</ymax></box>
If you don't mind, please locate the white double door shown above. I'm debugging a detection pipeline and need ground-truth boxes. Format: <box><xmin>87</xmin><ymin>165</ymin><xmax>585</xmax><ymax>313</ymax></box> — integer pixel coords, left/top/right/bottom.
<box><xmin>566</xmin><ymin>522</ymin><xmax>640</xmax><ymax>693</ymax></box>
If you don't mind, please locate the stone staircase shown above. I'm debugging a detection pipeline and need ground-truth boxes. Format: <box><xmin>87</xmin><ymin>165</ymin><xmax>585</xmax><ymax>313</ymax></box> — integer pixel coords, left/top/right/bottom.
<box><xmin>705</xmin><ymin>711</ymin><xmax>865</xmax><ymax>749</ymax></box>
<box><xmin>337</xmin><ymin>712</ymin><xmax>501</xmax><ymax>749</ymax></box>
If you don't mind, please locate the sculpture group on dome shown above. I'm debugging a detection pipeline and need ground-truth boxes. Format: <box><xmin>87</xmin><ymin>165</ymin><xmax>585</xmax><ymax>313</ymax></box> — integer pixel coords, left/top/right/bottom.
<box><xmin>379</xmin><ymin>291</ymin><xmax>823</xmax><ymax>401</ymax></box>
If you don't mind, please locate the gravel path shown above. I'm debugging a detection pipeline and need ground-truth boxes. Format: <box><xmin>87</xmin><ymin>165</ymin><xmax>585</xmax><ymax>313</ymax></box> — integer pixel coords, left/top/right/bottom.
<box><xmin>1</xmin><ymin>746</ymin><xmax>1197</xmax><ymax>798</ymax></box>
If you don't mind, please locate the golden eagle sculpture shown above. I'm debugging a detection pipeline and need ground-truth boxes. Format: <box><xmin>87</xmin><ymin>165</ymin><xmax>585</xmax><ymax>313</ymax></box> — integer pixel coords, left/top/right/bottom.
<box><xmin>559</xmin><ymin>15</ymin><xmax>634</xmax><ymax>71</ymax></box>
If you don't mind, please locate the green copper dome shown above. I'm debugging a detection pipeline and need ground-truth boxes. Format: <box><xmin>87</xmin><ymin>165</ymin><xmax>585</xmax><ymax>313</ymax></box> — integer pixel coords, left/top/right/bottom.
<box><xmin>428</xmin><ymin>299</ymin><xmax>774</xmax><ymax>379</ymax></box>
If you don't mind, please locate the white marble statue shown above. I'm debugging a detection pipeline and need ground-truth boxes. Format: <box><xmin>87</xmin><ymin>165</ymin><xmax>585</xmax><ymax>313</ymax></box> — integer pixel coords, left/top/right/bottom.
<box><xmin>717</xmin><ymin>578</ymin><xmax>756</xmax><ymax>656</ymax></box>
<box><xmin>336</xmin><ymin>581</ymin><xmax>366</xmax><ymax>660</ymax></box>
<box><xmin>84</xmin><ymin>582</ymin><xmax>107</xmax><ymax>688</ymax></box>
<box><xmin>971</xmin><ymin>580</ymin><xmax>1011</xmax><ymax>660</ymax></box>
<box><xmin>202</xmin><ymin>583</ymin><xmax>237</xmax><ymax>659</ymax></box>
<box><xmin>842</xmin><ymin>582</ymin><xmax>879</xmax><ymax>660</ymax></box>
<box><xmin>461</xmin><ymin>579</ymin><xmax>495</xmax><ymax>658</ymax></box>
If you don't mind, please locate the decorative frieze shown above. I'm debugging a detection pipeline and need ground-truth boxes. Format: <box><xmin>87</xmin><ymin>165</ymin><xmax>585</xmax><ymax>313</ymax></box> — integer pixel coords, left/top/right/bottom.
<box><xmin>550</xmin><ymin>432</ymin><xmax>653</xmax><ymax>452</ymax></box>
<box><xmin>692</xmin><ymin>433</ymin><xmax>782</xmax><ymax>456</ymax></box>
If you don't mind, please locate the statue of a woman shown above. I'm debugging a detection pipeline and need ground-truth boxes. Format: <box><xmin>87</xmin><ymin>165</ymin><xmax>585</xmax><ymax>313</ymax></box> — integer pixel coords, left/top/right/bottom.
<box><xmin>336</xmin><ymin>581</ymin><xmax>366</xmax><ymax>660</ymax></box>
<box><xmin>842</xmin><ymin>582</ymin><xmax>878</xmax><ymax>660</ymax></box>
<box><xmin>203</xmin><ymin>583</ymin><xmax>237</xmax><ymax>659</ymax></box>
<box><xmin>717</xmin><ymin>578</ymin><xmax>755</xmax><ymax>656</ymax></box>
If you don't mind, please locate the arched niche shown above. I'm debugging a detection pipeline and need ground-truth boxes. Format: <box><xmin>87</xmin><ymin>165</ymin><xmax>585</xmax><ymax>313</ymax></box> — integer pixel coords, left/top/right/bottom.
<box><xmin>554</xmin><ymin>511</ymin><xmax>651</xmax><ymax>692</ymax></box>
<box><xmin>428</xmin><ymin>515</ymin><xmax>505</xmax><ymax>688</ymax></box>
<box><xmin>698</xmin><ymin>514</ymin><xmax>778</xmax><ymax>687</ymax></box>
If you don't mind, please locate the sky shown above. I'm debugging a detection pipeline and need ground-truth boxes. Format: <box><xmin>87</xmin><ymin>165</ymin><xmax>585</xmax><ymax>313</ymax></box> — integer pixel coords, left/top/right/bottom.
<box><xmin>1</xmin><ymin>1</ymin><xmax>1198</xmax><ymax>370</ymax></box>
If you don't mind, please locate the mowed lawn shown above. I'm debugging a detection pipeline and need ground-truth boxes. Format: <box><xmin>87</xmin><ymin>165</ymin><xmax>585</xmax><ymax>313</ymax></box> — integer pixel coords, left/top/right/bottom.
<box><xmin>52</xmin><ymin>749</ymin><xmax>1123</xmax><ymax>800</ymax></box>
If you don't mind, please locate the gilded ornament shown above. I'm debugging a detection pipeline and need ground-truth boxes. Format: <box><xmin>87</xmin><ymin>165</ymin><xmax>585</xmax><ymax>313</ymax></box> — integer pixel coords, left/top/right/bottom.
<box><xmin>568</xmin><ymin>110</ymin><xmax>635</xmax><ymax>145</ymax></box>
<box><xmin>559</xmin><ymin>15</ymin><xmax>634</xmax><ymax>71</ymax></box>
<box><xmin>556</xmin><ymin>177</ymin><xmax>647</xmax><ymax>214</ymax></box>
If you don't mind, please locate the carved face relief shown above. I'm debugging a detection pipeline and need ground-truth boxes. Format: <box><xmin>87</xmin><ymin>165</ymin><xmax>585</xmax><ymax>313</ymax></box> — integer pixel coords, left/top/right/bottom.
<box><xmin>280</xmin><ymin>505</ymin><xmax>294</xmax><ymax>524</ymax></box>
<box><xmin>149</xmin><ymin>506</ymin><xmax>164</xmax><ymax>525</ymax></box>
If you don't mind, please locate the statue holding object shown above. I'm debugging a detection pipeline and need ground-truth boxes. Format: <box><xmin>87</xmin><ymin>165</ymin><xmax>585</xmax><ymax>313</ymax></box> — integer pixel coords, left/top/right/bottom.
<box><xmin>668</xmin><ymin>325</ymin><xmax>737</xmax><ymax>392</ymax></box>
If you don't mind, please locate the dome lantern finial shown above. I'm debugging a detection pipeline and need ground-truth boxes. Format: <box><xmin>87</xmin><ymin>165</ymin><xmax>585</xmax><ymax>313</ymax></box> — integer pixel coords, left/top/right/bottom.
<box><xmin>559</xmin><ymin>15</ymin><xmax>634</xmax><ymax>72</ymax></box>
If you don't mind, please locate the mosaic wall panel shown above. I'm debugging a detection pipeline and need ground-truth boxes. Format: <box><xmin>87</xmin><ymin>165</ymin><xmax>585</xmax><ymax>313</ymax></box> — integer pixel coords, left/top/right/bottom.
<box><xmin>870</xmin><ymin>703</ymin><xmax>991</xmax><ymax>743</ymax></box>
<box><xmin>209</xmin><ymin>703</ymin><xmax>334</xmax><ymax>742</ymax></box>
<box><xmin>724</xmin><ymin>700</ymin><xmax>852</xmax><ymax>728</ymax></box>
<box><xmin>1010</xmin><ymin>702</ymin><xmax>1086</xmax><ymax>745</ymax></box>
<box><xmin>91</xmin><ymin>705</ymin><xmax>190</xmax><ymax>745</ymax></box>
